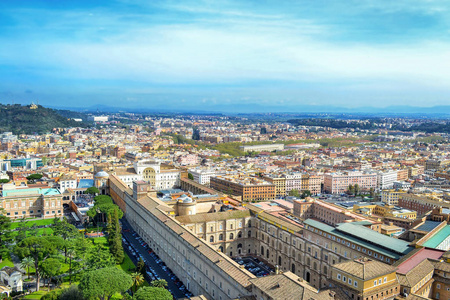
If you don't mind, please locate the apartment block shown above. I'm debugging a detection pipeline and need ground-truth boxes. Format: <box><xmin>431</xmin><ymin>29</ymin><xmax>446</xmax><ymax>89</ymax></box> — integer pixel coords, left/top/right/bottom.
<box><xmin>210</xmin><ymin>175</ymin><xmax>275</xmax><ymax>202</ymax></box>
<box><xmin>324</xmin><ymin>172</ymin><xmax>377</xmax><ymax>194</ymax></box>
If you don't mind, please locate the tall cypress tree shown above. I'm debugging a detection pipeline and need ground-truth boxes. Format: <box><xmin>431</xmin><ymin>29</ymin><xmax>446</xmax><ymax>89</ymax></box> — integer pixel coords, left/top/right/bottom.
<box><xmin>109</xmin><ymin>209</ymin><xmax>124</xmax><ymax>264</ymax></box>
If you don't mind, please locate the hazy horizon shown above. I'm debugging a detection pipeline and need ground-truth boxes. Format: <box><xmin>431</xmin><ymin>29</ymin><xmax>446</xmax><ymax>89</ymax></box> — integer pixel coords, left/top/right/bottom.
<box><xmin>1</xmin><ymin>1</ymin><xmax>450</xmax><ymax>111</ymax></box>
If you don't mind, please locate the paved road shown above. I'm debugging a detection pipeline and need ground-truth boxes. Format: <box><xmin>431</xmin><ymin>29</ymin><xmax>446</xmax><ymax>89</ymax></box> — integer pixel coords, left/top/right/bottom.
<box><xmin>121</xmin><ymin>218</ymin><xmax>187</xmax><ymax>299</ymax></box>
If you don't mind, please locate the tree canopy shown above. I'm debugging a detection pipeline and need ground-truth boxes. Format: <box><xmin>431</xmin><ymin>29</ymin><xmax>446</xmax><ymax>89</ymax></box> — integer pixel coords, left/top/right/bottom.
<box><xmin>133</xmin><ymin>286</ymin><xmax>172</xmax><ymax>300</ymax></box>
<box><xmin>85</xmin><ymin>187</ymin><xmax>100</xmax><ymax>195</ymax></box>
<box><xmin>14</xmin><ymin>236</ymin><xmax>64</xmax><ymax>291</ymax></box>
<box><xmin>79</xmin><ymin>267</ymin><xmax>133</xmax><ymax>300</ymax></box>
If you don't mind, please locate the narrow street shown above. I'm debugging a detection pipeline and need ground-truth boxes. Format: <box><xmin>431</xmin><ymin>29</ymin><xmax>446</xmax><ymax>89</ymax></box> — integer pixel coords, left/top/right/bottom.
<box><xmin>121</xmin><ymin>218</ymin><xmax>188</xmax><ymax>299</ymax></box>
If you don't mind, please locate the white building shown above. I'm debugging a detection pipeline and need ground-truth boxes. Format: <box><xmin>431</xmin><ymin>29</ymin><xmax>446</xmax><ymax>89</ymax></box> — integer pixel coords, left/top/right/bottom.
<box><xmin>240</xmin><ymin>144</ymin><xmax>284</xmax><ymax>152</ymax></box>
<box><xmin>188</xmin><ymin>168</ymin><xmax>219</xmax><ymax>186</ymax></box>
<box><xmin>116</xmin><ymin>160</ymin><xmax>181</xmax><ymax>190</ymax></box>
<box><xmin>285</xmin><ymin>173</ymin><xmax>303</xmax><ymax>193</ymax></box>
<box><xmin>59</xmin><ymin>174</ymin><xmax>77</xmax><ymax>193</ymax></box>
<box><xmin>88</xmin><ymin>116</ymin><xmax>109</xmax><ymax>122</ymax></box>
<box><xmin>377</xmin><ymin>170</ymin><xmax>398</xmax><ymax>191</ymax></box>
<box><xmin>393</xmin><ymin>181</ymin><xmax>411</xmax><ymax>190</ymax></box>
<box><xmin>0</xmin><ymin>267</ymin><xmax>23</xmax><ymax>292</ymax></box>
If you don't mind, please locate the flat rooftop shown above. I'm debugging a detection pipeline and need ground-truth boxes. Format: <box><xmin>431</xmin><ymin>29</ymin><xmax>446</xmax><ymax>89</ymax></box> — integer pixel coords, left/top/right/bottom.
<box><xmin>396</xmin><ymin>248</ymin><xmax>444</xmax><ymax>274</ymax></box>
<box><xmin>423</xmin><ymin>225</ymin><xmax>450</xmax><ymax>249</ymax></box>
<box><xmin>2</xmin><ymin>187</ymin><xmax>61</xmax><ymax>197</ymax></box>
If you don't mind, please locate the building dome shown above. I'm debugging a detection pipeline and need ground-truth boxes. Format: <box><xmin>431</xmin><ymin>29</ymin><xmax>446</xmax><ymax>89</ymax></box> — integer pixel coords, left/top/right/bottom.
<box><xmin>94</xmin><ymin>170</ymin><xmax>109</xmax><ymax>178</ymax></box>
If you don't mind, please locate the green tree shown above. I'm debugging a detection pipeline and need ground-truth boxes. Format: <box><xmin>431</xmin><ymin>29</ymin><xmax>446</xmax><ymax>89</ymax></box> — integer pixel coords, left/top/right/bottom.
<box><xmin>131</xmin><ymin>272</ymin><xmax>145</xmax><ymax>295</ymax></box>
<box><xmin>354</xmin><ymin>184</ymin><xmax>360</xmax><ymax>196</ymax></box>
<box><xmin>20</xmin><ymin>256</ymin><xmax>34</xmax><ymax>280</ymax></box>
<box><xmin>134</xmin><ymin>287</ymin><xmax>172</xmax><ymax>300</ymax></box>
<box><xmin>86</xmin><ymin>187</ymin><xmax>100</xmax><ymax>195</ymax></box>
<box><xmin>0</xmin><ymin>209</ymin><xmax>12</xmax><ymax>261</ymax></box>
<box><xmin>52</xmin><ymin>219</ymin><xmax>79</xmax><ymax>262</ymax></box>
<box><xmin>192</xmin><ymin>127</ymin><xmax>200</xmax><ymax>140</ymax></box>
<box><xmin>288</xmin><ymin>189</ymin><xmax>301</xmax><ymax>198</ymax></box>
<box><xmin>14</xmin><ymin>236</ymin><xmax>64</xmax><ymax>291</ymax></box>
<box><xmin>26</xmin><ymin>173</ymin><xmax>43</xmax><ymax>182</ymax></box>
<box><xmin>187</xmin><ymin>173</ymin><xmax>194</xmax><ymax>180</ymax></box>
<box><xmin>39</xmin><ymin>258</ymin><xmax>61</xmax><ymax>288</ymax></box>
<box><xmin>0</xmin><ymin>178</ymin><xmax>9</xmax><ymax>183</ymax></box>
<box><xmin>66</xmin><ymin>246</ymin><xmax>76</xmax><ymax>284</ymax></box>
<box><xmin>109</xmin><ymin>209</ymin><xmax>124</xmax><ymax>264</ymax></box>
<box><xmin>79</xmin><ymin>267</ymin><xmax>133</xmax><ymax>300</ymax></box>
<box><xmin>86</xmin><ymin>245</ymin><xmax>115</xmax><ymax>270</ymax></box>
<box><xmin>15</xmin><ymin>217</ymin><xmax>29</xmax><ymax>243</ymax></box>
<box><xmin>301</xmin><ymin>190</ymin><xmax>311</xmax><ymax>199</ymax></box>
<box><xmin>348</xmin><ymin>184</ymin><xmax>354</xmax><ymax>195</ymax></box>
<box><xmin>41</xmin><ymin>156</ymin><xmax>50</xmax><ymax>166</ymax></box>
<box><xmin>58</xmin><ymin>285</ymin><xmax>85</xmax><ymax>300</ymax></box>
<box><xmin>150</xmin><ymin>279</ymin><xmax>167</xmax><ymax>289</ymax></box>
<box><xmin>136</xmin><ymin>258</ymin><xmax>145</xmax><ymax>275</ymax></box>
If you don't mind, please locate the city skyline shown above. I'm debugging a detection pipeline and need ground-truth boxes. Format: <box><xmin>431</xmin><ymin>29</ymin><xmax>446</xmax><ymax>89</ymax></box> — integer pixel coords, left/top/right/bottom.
<box><xmin>1</xmin><ymin>0</ymin><xmax>450</xmax><ymax>110</ymax></box>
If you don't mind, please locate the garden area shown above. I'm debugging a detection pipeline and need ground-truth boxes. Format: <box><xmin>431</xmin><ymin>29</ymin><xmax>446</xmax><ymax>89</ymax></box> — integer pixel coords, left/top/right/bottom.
<box><xmin>0</xmin><ymin>195</ymin><xmax>172</xmax><ymax>300</ymax></box>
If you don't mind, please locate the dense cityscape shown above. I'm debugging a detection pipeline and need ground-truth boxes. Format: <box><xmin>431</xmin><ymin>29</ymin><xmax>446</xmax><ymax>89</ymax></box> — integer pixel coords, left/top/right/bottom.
<box><xmin>0</xmin><ymin>107</ymin><xmax>449</xmax><ymax>300</ymax></box>
<box><xmin>2</xmin><ymin>0</ymin><xmax>450</xmax><ymax>299</ymax></box>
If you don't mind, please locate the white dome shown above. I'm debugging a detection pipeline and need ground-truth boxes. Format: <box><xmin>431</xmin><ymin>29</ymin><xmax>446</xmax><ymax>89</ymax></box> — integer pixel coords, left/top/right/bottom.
<box><xmin>95</xmin><ymin>170</ymin><xmax>109</xmax><ymax>178</ymax></box>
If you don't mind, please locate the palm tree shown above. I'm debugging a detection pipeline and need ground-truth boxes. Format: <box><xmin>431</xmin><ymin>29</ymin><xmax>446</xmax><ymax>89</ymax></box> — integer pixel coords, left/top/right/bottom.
<box><xmin>67</xmin><ymin>247</ymin><xmax>75</xmax><ymax>284</ymax></box>
<box><xmin>21</xmin><ymin>256</ymin><xmax>34</xmax><ymax>280</ymax></box>
<box><xmin>131</xmin><ymin>272</ymin><xmax>145</xmax><ymax>295</ymax></box>
<box><xmin>151</xmin><ymin>279</ymin><xmax>168</xmax><ymax>289</ymax></box>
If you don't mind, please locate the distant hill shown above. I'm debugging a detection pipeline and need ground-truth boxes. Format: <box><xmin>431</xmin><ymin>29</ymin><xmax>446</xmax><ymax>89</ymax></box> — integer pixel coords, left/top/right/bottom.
<box><xmin>0</xmin><ymin>104</ymin><xmax>90</xmax><ymax>134</ymax></box>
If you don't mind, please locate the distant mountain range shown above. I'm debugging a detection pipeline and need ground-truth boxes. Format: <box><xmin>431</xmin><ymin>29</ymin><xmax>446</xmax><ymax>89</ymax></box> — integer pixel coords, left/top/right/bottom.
<box><xmin>49</xmin><ymin>103</ymin><xmax>450</xmax><ymax>116</ymax></box>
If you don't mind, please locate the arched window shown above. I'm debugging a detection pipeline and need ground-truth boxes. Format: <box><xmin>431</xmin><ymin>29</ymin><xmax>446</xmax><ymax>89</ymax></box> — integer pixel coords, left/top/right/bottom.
<box><xmin>237</xmin><ymin>243</ymin><xmax>242</xmax><ymax>248</ymax></box>
<box><xmin>210</xmin><ymin>236</ymin><xmax>214</xmax><ymax>243</ymax></box>
<box><xmin>324</xmin><ymin>266</ymin><xmax>328</xmax><ymax>275</ymax></box>
<box><xmin>248</xmin><ymin>231</ymin><xmax>251</xmax><ymax>238</ymax></box>
<box><xmin>292</xmin><ymin>264</ymin><xmax>296</xmax><ymax>273</ymax></box>
<box><xmin>266</xmin><ymin>249</ymin><xmax>270</xmax><ymax>258</ymax></box>
<box><xmin>313</xmin><ymin>262</ymin><xmax>317</xmax><ymax>270</ymax></box>
<box><xmin>261</xmin><ymin>246</ymin><xmax>264</xmax><ymax>255</ymax></box>
<box><xmin>278</xmin><ymin>256</ymin><xmax>282</xmax><ymax>266</ymax></box>
<box><xmin>219</xmin><ymin>234</ymin><xmax>223</xmax><ymax>241</ymax></box>
<box><xmin>238</xmin><ymin>231</ymin><xmax>242</xmax><ymax>238</ymax></box>
<box><xmin>218</xmin><ymin>246</ymin><xmax>223</xmax><ymax>252</ymax></box>
<box><xmin>248</xmin><ymin>220</ymin><xmax>251</xmax><ymax>227</ymax></box>
<box><xmin>229</xmin><ymin>233</ymin><xmax>234</xmax><ymax>240</ymax></box>
<box><xmin>306</xmin><ymin>257</ymin><xmax>310</xmax><ymax>266</ymax></box>
<box><xmin>298</xmin><ymin>253</ymin><xmax>302</xmax><ymax>261</ymax></box>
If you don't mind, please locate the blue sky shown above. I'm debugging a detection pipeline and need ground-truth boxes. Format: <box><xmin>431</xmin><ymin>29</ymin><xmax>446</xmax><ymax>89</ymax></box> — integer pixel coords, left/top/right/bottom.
<box><xmin>1</xmin><ymin>0</ymin><xmax>450</xmax><ymax>111</ymax></box>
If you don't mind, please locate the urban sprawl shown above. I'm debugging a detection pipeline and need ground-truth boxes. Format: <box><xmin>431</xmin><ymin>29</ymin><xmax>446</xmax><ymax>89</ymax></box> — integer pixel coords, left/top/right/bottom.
<box><xmin>1</xmin><ymin>112</ymin><xmax>450</xmax><ymax>300</ymax></box>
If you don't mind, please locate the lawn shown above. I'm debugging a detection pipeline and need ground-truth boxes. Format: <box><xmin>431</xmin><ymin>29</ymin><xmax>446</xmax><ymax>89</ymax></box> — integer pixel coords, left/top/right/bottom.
<box><xmin>22</xmin><ymin>291</ymin><xmax>47</xmax><ymax>299</ymax></box>
<box><xmin>10</xmin><ymin>218</ymin><xmax>54</xmax><ymax>229</ymax></box>
<box><xmin>0</xmin><ymin>256</ymin><xmax>14</xmax><ymax>269</ymax></box>
<box><xmin>91</xmin><ymin>236</ymin><xmax>108</xmax><ymax>247</ymax></box>
<box><xmin>119</xmin><ymin>253</ymin><xmax>135</xmax><ymax>273</ymax></box>
<box><xmin>10</xmin><ymin>227</ymin><xmax>54</xmax><ymax>238</ymax></box>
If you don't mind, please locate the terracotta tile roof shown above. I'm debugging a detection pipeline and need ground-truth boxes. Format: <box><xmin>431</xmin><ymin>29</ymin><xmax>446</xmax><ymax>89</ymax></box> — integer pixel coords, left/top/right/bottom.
<box><xmin>333</xmin><ymin>258</ymin><xmax>396</xmax><ymax>281</ymax></box>
<box><xmin>175</xmin><ymin>210</ymin><xmax>250</xmax><ymax>224</ymax></box>
<box><xmin>432</xmin><ymin>261</ymin><xmax>450</xmax><ymax>272</ymax></box>
<box><xmin>250</xmin><ymin>272</ymin><xmax>322</xmax><ymax>300</ymax></box>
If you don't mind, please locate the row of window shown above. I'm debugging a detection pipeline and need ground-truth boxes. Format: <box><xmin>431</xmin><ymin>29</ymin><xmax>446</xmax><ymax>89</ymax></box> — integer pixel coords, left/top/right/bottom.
<box><xmin>337</xmin><ymin>273</ymin><xmax>358</xmax><ymax>287</ymax></box>
<box><xmin>6</xmin><ymin>209</ymin><xmax>60</xmax><ymax>216</ymax></box>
